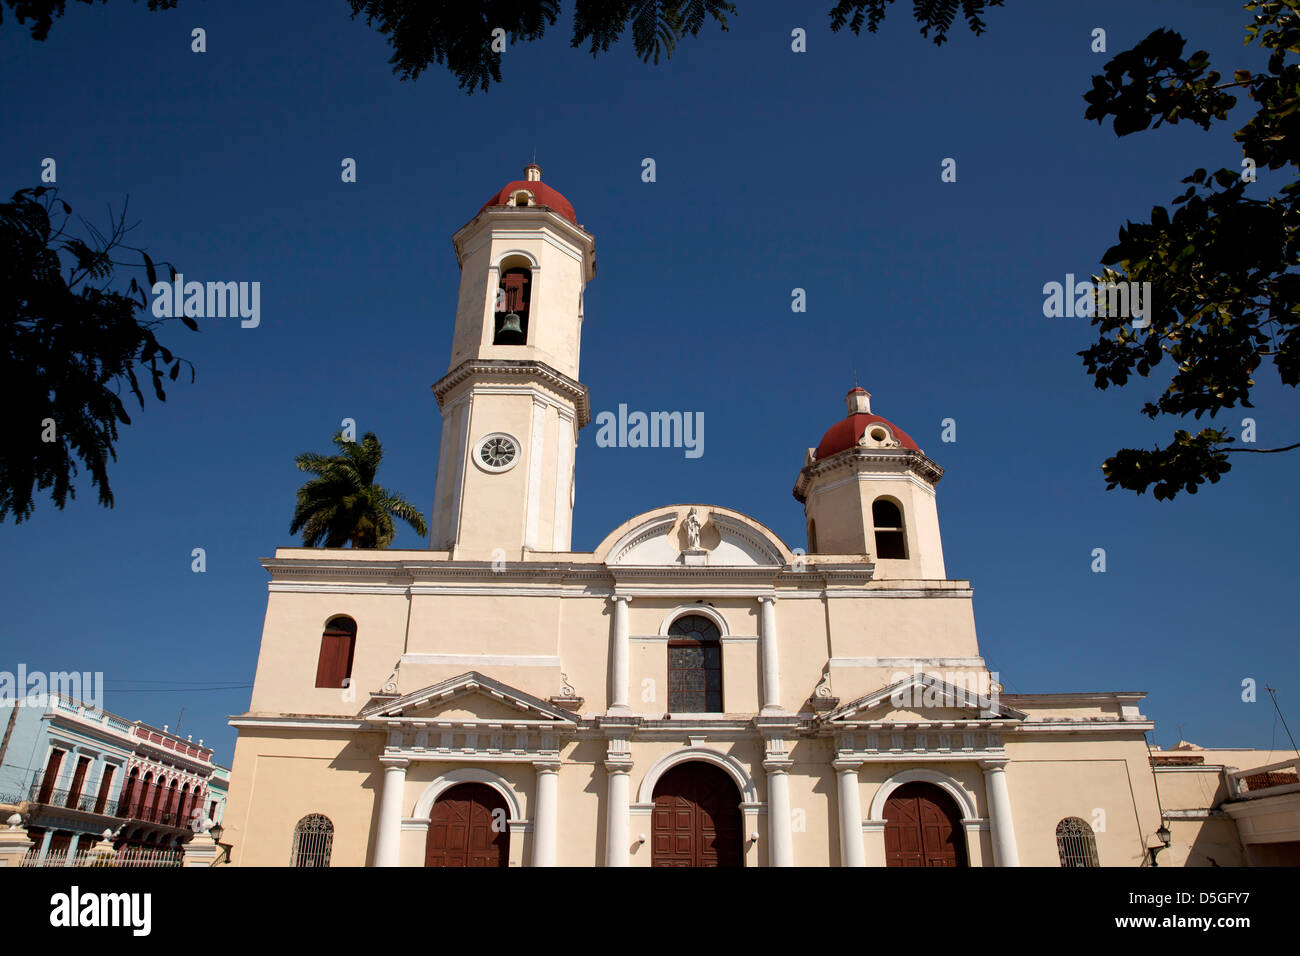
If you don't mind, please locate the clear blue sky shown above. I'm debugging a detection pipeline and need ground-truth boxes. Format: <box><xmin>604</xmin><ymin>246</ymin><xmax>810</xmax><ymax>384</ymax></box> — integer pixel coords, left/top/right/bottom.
<box><xmin>2</xmin><ymin>1</ymin><xmax>1296</xmax><ymax>765</ymax></box>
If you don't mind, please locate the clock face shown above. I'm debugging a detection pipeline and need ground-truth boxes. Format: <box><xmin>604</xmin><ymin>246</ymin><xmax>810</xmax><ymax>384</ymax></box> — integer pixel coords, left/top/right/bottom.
<box><xmin>475</xmin><ymin>434</ymin><xmax>519</xmax><ymax>472</ymax></box>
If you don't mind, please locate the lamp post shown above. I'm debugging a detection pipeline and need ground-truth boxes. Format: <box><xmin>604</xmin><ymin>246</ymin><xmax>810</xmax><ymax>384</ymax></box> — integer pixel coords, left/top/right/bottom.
<box><xmin>1148</xmin><ymin>822</ymin><xmax>1172</xmax><ymax>867</ymax></box>
<box><xmin>208</xmin><ymin>820</ymin><xmax>230</xmax><ymax>865</ymax></box>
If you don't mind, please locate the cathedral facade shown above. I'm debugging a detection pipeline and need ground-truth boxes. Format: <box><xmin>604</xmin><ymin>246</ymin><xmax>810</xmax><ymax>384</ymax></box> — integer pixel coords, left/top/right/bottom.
<box><xmin>223</xmin><ymin>166</ymin><xmax>1178</xmax><ymax>867</ymax></box>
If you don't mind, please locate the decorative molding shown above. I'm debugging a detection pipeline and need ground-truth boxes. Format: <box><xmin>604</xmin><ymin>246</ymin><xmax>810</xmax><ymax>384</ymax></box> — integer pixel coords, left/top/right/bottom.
<box><xmin>830</xmin><ymin>656</ymin><xmax>986</xmax><ymax>668</ymax></box>
<box><xmin>433</xmin><ymin>359</ymin><xmax>590</xmax><ymax>427</ymax></box>
<box><xmin>398</xmin><ymin>653</ymin><xmax>561</xmax><ymax>668</ymax></box>
<box><xmin>636</xmin><ymin>747</ymin><xmax>759</xmax><ymax>804</ymax></box>
<box><xmin>361</xmin><ymin>671</ymin><xmax>579</xmax><ymax>723</ymax></box>
<box><xmin>656</xmin><ymin>603</ymin><xmax>731</xmax><ymax>637</ymax></box>
<box><xmin>866</xmin><ymin>767</ymin><xmax>978</xmax><ymax>821</ymax></box>
<box><xmin>411</xmin><ymin>767</ymin><xmax>524</xmax><ymax>821</ymax></box>
<box><xmin>607</xmin><ymin>512</ymin><xmax>679</xmax><ymax>565</ymax></box>
<box><xmin>793</xmin><ymin>446</ymin><xmax>944</xmax><ymax>502</ymax></box>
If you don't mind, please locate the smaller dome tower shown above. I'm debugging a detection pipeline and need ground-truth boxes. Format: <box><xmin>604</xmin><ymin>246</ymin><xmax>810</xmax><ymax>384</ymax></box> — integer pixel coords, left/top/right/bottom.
<box><xmin>793</xmin><ymin>388</ymin><xmax>947</xmax><ymax>578</ymax></box>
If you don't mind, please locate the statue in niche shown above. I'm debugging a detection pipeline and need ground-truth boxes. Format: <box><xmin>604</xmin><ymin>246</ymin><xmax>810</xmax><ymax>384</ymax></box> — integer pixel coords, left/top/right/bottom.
<box><xmin>684</xmin><ymin>508</ymin><xmax>702</xmax><ymax>551</ymax></box>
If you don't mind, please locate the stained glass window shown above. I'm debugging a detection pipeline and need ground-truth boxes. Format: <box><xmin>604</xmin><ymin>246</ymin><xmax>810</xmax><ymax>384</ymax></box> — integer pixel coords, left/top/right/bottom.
<box><xmin>668</xmin><ymin>615</ymin><xmax>722</xmax><ymax>712</ymax></box>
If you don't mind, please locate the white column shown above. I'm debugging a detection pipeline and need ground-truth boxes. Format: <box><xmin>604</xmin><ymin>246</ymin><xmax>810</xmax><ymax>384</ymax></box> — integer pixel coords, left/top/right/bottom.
<box><xmin>764</xmin><ymin>760</ymin><xmax>794</xmax><ymax>866</ymax></box>
<box><xmin>532</xmin><ymin>761</ymin><xmax>560</xmax><ymax>867</ymax></box>
<box><xmin>609</xmin><ymin>595</ymin><xmax>630</xmax><ymax>712</ymax></box>
<box><xmin>759</xmin><ymin>597</ymin><xmax>781</xmax><ymax>712</ymax></box>
<box><xmin>604</xmin><ymin>760</ymin><xmax>632</xmax><ymax>867</ymax></box>
<box><xmin>981</xmin><ymin>760</ymin><xmax>1020</xmax><ymax>867</ymax></box>
<box><xmin>374</xmin><ymin>758</ymin><xmax>408</xmax><ymax>867</ymax></box>
<box><xmin>834</xmin><ymin>760</ymin><xmax>866</xmax><ymax>867</ymax></box>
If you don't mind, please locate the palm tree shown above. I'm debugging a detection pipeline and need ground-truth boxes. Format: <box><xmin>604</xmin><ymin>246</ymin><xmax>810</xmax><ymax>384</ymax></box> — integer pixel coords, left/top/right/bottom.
<box><xmin>289</xmin><ymin>431</ymin><xmax>427</xmax><ymax>548</ymax></box>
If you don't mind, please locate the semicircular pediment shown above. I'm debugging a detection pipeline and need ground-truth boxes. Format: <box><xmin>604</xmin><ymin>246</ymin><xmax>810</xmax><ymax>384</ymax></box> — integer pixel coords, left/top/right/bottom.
<box><xmin>594</xmin><ymin>505</ymin><xmax>791</xmax><ymax>567</ymax></box>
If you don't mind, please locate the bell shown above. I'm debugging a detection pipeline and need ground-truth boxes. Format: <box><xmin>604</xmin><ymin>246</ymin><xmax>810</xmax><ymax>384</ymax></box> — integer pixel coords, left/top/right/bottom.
<box><xmin>496</xmin><ymin>312</ymin><xmax>525</xmax><ymax>344</ymax></box>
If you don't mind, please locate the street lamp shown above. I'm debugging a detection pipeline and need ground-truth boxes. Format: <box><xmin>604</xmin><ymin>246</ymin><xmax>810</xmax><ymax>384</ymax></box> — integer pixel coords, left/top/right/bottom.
<box><xmin>207</xmin><ymin>820</ymin><xmax>231</xmax><ymax>865</ymax></box>
<box><xmin>1148</xmin><ymin>822</ymin><xmax>1172</xmax><ymax>867</ymax></box>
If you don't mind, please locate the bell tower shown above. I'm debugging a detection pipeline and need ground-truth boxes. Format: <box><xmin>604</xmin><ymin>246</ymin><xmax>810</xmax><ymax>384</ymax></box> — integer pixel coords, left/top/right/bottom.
<box><xmin>794</xmin><ymin>388</ymin><xmax>948</xmax><ymax>578</ymax></box>
<box><xmin>430</xmin><ymin>165</ymin><xmax>596</xmax><ymax>557</ymax></box>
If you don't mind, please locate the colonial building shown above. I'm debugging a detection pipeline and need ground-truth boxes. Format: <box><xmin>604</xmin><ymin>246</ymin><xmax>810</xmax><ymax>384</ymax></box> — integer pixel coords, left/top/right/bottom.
<box><xmin>0</xmin><ymin>693</ymin><xmax>220</xmax><ymax>862</ymax></box>
<box><xmin>222</xmin><ymin>166</ymin><xmax>1298</xmax><ymax>867</ymax></box>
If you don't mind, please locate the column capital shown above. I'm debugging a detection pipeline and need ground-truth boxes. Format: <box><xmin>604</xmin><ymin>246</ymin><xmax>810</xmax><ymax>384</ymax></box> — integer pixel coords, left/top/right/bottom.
<box><xmin>533</xmin><ymin>760</ymin><xmax>562</xmax><ymax>774</ymax></box>
<box><xmin>762</xmin><ymin>758</ymin><xmax>793</xmax><ymax>774</ymax></box>
<box><xmin>604</xmin><ymin>758</ymin><xmax>634</xmax><ymax>774</ymax></box>
<box><xmin>832</xmin><ymin>759</ymin><xmax>863</xmax><ymax>774</ymax></box>
<box><xmin>610</xmin><ymin>593</ymin><xmax>631</xmax><ymax>605</ymax></box>
<box><xmin>978</xmin><ymin>759</ymin><xmax>1009</xmax><ymax>772</ymax></box>
<box><xmin>380</xmin><ymin>757</ymin><xmax>410</xmax><ymax>771</ymax></box>
<box><xmin>758</xmin><ymin>595</ymin><xmax>775</xmax><ymax>606</ymax></box>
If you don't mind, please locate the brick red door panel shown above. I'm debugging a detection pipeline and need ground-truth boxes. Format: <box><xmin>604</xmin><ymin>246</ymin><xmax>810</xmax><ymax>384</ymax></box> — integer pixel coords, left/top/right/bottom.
<box><xmin>883</xmin><ymin>782</ymin><xmax>967</xmax><ymax>867</ymax></box>
<box><xmin>425</xmin><ymin>783</ymin><xmax>509</xmax><ymax>868</ymax></box>
<box><xmin>651</xmin><ymin>762</ymin><xmax>742</xmax><ymax>867</ymax></box>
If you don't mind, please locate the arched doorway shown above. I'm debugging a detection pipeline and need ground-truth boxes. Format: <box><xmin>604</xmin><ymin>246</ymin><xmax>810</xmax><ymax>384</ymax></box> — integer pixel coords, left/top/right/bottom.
<box><xmin>883</xmin><ymin>782</ymin><xmax>967</xmax><ymax>867</ymax></box>
<box><xmin>651</xmin><ymin>762</ymin><xmax>743</xmax><ymax>867</ymax></box>
<box><xmin>425</xmin><ymin>783</ymin><xmax>509</xmax><ymax>867</ymax></box>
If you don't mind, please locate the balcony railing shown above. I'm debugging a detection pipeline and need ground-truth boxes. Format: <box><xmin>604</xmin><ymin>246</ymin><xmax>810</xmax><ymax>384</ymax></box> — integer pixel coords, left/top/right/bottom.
<box><xmin>9</xmin><ymin>781</ymin><xmax>119</xmax><ymax>817</ymax></box>
<box><xmin>1226</xmin><ymin>757</ymin><xmax>1300</xmax><ymax>799</ymax></box>
<box><xmin>12</xmin><ymin>776</ymin><xmax>196</xmax><ymax>829</ymax></box>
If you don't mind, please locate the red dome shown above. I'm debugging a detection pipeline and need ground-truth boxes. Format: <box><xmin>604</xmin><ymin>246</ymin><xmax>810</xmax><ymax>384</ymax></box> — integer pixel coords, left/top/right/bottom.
<box><xmin>815</xmin><ymin>412</ymin><xmax>919</xmax><ymax>459</ymax></box>
<box><xmin>479</xmin><ymin>165</ymin><xmax>577</xmax><ymax>224</ymax></box>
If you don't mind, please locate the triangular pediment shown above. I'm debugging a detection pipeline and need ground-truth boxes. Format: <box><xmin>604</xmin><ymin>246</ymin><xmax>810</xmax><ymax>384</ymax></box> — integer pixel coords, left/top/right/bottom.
<box><xmin>361</xmin><ymin>671</ymin><xmax>579</xmax><ymax>723</ymax></box>
<box><xmin>820</xmin><ymin>672</ymin><xmax>1027</xmax><ymax>725</ymax></box>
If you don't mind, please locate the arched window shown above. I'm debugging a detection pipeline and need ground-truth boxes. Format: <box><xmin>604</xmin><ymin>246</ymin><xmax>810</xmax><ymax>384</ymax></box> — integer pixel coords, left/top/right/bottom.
<box><xmin>315</xmin><ymin>616</ymin><xmax>357</xmax><ymax>689</ymax></box>
<box><xmin>177</xmin><ymin>783</ymin><xmax>191</xmax><ymax>829</ymax></box>
<box><xmin>872</xmin><ymin>498</ymin><xmax>907</xmax><ymax>559</ymax></box>
<box><xmin>163</xmin><ymin>779</ymin><xmax>178</xmax><ymax>825</ymax></box>
<box><xmin>118</xmin><ymin>768</ymin><xmax>138</xmax><ymax>818</ymax></box>
<box><xmin>142</xmin><ymin>772</ymin><xmax>159</xmax><ymax>822</ymax></box>
<box><xmin>1056</xmin><ymin>817</ymin><xmax>1099</xmax><ymax>867</ymax></box>
<box><xmin>807</xmin><ymin>518</ymin><xmax>818</xmax><ymax>553</ymax></box>
<box><xmin>291</xmin><ymin>814</ymin><xmax>334</xmax><ymax>867</ymax></box>
<box><xmin>494</xmin><ymin>266</ymin><xmax>531</xmax><ymax>345</ymax></box>
<box><xmin>667</xmin><ymin>615</ymin><xmax>722</xmax><ymax>713</ymax></box>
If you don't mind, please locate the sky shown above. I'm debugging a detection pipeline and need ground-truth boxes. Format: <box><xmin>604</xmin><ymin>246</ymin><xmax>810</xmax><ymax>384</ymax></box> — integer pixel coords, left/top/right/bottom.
<box><xmin>1</xmin><ymin>0</ymin><xmax>1297</xmax><ymax>767</ymax></box>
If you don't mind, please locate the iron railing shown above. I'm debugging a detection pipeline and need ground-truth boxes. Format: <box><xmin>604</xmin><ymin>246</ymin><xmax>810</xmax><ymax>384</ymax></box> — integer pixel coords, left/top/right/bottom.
<box><xmin>12</xmin><ymin>774</ymin><xmax>199</xmax><ymax>829</ymax></box>
<box><xmin>21</xmin><ymin>846</ymin><xmax>183</xmax><ymax>868</ymax></box>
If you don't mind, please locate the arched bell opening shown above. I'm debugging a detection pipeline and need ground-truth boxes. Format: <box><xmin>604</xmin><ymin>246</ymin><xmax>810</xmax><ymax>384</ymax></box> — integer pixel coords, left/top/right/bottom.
<box><xmin>494</xmin><ymin>255</ymin><xmax>532</xmax><ymax>345</ymax></box>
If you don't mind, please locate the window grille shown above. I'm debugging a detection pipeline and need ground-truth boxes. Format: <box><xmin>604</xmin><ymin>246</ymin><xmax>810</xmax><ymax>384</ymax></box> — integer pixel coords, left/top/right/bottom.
<box><xmin>290</xmin><ymin>813</ymin><xmax>334</xmax><ymax>867</ymax></box>
<box><xmin>1056</xmin><ymin>817</ymin><xmax>1099</xmax><ymax>867</ymax></box>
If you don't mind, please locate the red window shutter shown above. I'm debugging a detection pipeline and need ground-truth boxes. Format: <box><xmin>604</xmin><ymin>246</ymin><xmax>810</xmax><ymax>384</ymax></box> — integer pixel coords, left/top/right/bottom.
<box><xmin>37</xmin><ymin>749</ymin><xmax>64</xmax><ymax>803</ymax></box>
<box><xmin>118</xmin><ymin>773</ymin><xmax>136</xmax><ymax>818</ymax></box>
<box><xmin>66</xmin><ymin>756</ymin><xmax>91</xmax><ymax>807</ymax></box>
<box><xmin>94</xmin><ymin>765</ymin><xmax>115</xmax><ymax>815</ymax></box>
<box><xmin>315</xmin><ymin>631</ymin><xmax>355</xmax><ymax>688</ymax></box>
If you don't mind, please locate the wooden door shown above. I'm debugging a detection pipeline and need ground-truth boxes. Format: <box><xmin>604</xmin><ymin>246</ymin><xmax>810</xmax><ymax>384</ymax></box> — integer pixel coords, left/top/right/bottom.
<box><xmin>651</xmin><ymin>762</ymin><xmax>743</xmax><ymax>867</ymax></box>
<box><xmin>883</xmin><ymin>782</ymin><xmax>967</xmax><ymax>867</ymax></box>
<box><xmin>425</xmin><ymin>783</ymin><xmax>509</xmax><ymax>868</ymax></box>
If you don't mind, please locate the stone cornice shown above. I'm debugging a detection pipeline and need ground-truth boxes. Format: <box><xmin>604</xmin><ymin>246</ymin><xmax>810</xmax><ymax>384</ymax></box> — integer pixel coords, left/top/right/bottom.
<box><xmin>793</xmin><ymin>447</ymin><xmax>944</xmax><ymax>503</ymax></box>
<box><xmin>452</xmin><ymin>206</ymin><xmax>596</xmax><ymax>268</ymax></box>
<box><xmin>433</xmin><ymin>359</ymin><xmax>590</xmax><ymax>427</ymax></box>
